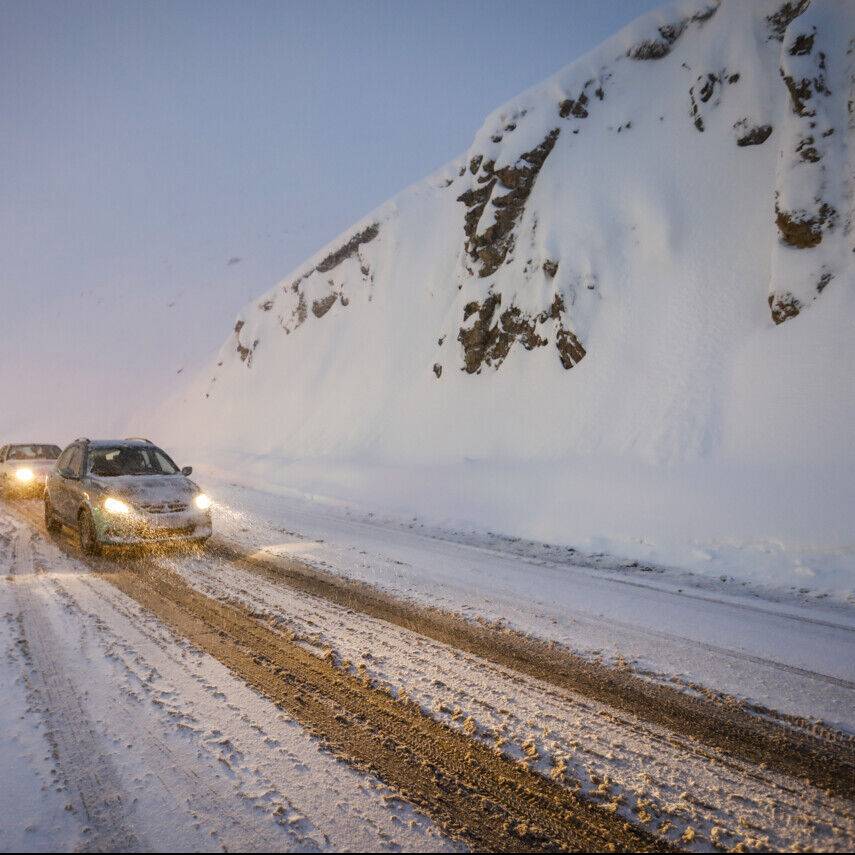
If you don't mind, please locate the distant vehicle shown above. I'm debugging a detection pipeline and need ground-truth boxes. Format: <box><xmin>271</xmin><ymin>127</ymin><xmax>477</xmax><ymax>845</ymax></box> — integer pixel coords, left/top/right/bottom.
<box><xmin>44</xmin><ymin>438</ymin><xmax>212</xmax><ymax>555</ymax></box>
<box><xmin>0</xmin><ymin>444</ymin><xmax>62</xmax><ymax>496</ymax></box>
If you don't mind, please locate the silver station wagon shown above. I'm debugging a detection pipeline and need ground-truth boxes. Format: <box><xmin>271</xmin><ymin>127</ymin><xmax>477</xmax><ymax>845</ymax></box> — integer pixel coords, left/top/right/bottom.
<box><xmin>44</xmin><ymin>438</ymin><xmax>213</xmax><ymax>554</ymax></box>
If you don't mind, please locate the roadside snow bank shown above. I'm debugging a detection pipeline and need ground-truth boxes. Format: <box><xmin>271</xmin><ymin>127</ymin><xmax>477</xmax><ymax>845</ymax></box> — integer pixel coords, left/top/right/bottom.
<box><xmin>183</xmin><ymin>450</ymin><xmax>855</xmax><ymax>601</ymax></box>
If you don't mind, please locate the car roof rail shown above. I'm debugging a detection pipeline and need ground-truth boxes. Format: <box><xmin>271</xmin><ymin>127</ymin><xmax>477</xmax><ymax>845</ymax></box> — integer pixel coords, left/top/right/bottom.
<box><xmin>73</xmin><ymin>437</ymin><xmax>90</xmax><ymax>444</ymax></box>
<box><xmin>124</xmin><ymin>436</ymin><xmax>153</xmax><ymax>443</ymax></box>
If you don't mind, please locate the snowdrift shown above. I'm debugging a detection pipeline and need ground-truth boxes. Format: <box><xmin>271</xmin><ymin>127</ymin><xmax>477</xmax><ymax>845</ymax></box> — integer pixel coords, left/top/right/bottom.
<box><xmin>149</xmin><ymin>0</ymin><xmax>855</xmax><ymax>594</ymax></box>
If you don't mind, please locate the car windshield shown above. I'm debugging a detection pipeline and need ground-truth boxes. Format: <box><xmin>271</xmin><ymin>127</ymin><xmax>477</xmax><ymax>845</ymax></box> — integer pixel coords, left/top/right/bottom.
<box><xmin>7</xmin><ymin>444</ymin><xmax>61</xmax><ymax>461</ymax></box>
<box><xmin>88</xmin><ymin>446</ymin><xmax>179</xmax><ymax>477</ymax></box>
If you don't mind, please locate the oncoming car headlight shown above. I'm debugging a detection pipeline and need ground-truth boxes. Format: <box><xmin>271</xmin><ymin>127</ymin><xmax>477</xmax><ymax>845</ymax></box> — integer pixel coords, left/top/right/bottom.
<box><xmin>103</xmin><ymin>496</ymin><xmax>131</xmax><ymax>515</ymax></box>
<box><xmin>194</xmin><ymin>493</ymin><xmax>212</xmax><ymax>511</ymax></box>
<box><xmin>15</xmin><ymin>468</ymin><xmax>35</xmax><ymax>483</ymax></box>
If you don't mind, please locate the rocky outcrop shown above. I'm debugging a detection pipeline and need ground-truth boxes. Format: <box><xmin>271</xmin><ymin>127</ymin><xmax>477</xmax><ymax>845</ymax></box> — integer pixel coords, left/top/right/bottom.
<box><xmin>276</xmin><ymin>225</ymin><xmax>379</xmax><ymax>335</ymax></box>
<box><xmin>559</xmin><ymin>92</ymin><xmax>590</xmax><ymax>119</ymax></box>
<box><xmin>233</xmin><ymin>321</ymin><xmax>259</xmax><ymax>366</ymax></box>
<box><xmin>735</xmin><ymin>122</ymin><xmax>773</xmax><ymax>146</ymax></box>
<box><xmin>627</xmin><ymin>5</ymin><xmax>718</xmax><ymax>61</ymax></box>
<box><xmin>315</xmin><ymin>224</ymin><xmax>379</xmax><ymax>274</ymax></box>
<box><xmin>768</xmin><ymin>292</ymin><xmax>801</xmax><ymax>324</ymax></box>
<box><xmin>775</xmin><ymin>203</ymin><xmax>836</xmax><ymax>248</ymax></box>
<box><xmin>629</xmin><ymin>23</ymin><xmax>686</xmax><ymax>60</ymax></box>
<box><xmin>457</xmin><ymin>290</ymin><xmax>585</xmax><ymax>374</ymax></box>
<box><xmin>689</xmin><ymin>70</ymin><xmax>741</xmax><ymax>132</ymax></box>
<box><xmin>311</xmin><ymin>294</ymin><xmax>338</xmax><ymax>319</ymax></box>
<box><xmin>766</xmin><ymin>0</ymin><xmax>845</xmax><ymax>325</ymax></box>
<box><xmin>458</xmin><ymin>130</ymin><xmax>559</xmax><ymax>279</ymax></box>
<box><xmin>223</xmin><ymin>223</ymin><xmax>380</xmax><ymax>377</ymax></box>
<box><xmin>767</xmin><ymin>0</ymin><xmax>812</xmax><ymax>41</ymax></box>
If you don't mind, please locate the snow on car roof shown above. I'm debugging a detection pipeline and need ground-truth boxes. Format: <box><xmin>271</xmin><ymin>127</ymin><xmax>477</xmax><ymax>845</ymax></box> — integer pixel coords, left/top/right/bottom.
<box><xmin>87</xmin><ymin>439</ymin><xmax>156</xmax><ymax>448</ymax></box>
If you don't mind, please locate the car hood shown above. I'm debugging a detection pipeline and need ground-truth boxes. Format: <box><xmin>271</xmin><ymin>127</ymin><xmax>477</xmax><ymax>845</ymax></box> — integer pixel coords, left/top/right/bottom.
<box><xmin>90</xmin><ymin>474</ymin><xmax>197</xmax><ymax>504</ymax></box>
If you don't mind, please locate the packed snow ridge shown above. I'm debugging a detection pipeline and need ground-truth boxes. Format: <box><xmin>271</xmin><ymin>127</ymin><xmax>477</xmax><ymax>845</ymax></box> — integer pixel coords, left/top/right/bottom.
<box><xmin>155</xmin><ymin>0</ymin><xmax>855</xmax><ymax>596</ymax></box>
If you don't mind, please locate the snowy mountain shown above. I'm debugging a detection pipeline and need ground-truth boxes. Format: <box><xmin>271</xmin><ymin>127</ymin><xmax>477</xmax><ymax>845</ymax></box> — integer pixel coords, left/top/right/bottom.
<box><xmin>152</xmin><ymin>0</ymin><xmax>855</xmax><ymax>591</ymax></box>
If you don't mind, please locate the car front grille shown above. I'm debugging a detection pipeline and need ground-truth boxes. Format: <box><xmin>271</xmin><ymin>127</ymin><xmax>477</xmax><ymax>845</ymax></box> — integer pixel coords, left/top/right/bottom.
<box><xmin>104</xmin><ymin>522</ymin><xmax>198</xmax><ymax>540</ymax></box>
<box><xmin>138</xmin><ymin>501</ymin><xmax>189</xmax><ymax>514</ymax></box>
<box><xmin>138</xmin><ymin>523</ymin><xmax>197</xmax><ymax>539</ymax></box>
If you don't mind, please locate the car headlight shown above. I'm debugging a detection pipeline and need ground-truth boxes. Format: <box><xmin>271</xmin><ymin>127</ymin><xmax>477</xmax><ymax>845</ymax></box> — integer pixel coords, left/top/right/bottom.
<box><xmin>15</xmin><ymin>468</ymin><xmax>34</xmax><ymax>483</ymax></box>
<box><xmin>103</xmin><ymin>496</ymin><xmax>131</xmax><ymax>514</ymax></box>
<box><xmin>194</xmin><ymin>493</ymin><xmax>212</xmax><ymax>511</ymax></box>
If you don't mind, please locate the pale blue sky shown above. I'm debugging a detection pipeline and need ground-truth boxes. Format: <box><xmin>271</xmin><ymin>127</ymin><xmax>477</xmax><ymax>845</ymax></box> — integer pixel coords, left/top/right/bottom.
<box><xmin>0</xmin><ymin>0</ymin><xmax>661</xmax><ymax>435</ymax></box>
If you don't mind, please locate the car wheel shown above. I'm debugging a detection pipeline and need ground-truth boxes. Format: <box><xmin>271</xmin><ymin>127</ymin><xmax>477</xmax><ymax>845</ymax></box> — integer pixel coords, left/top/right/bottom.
<box><xmin>44</xmin><ymin>497</ymin><xmax>61</xmax><ymax>533</ymax></box>
<box><xmin>78</xmin><ymin>510</ymin><xmax>102</xmax><ymax>556</ymax></box>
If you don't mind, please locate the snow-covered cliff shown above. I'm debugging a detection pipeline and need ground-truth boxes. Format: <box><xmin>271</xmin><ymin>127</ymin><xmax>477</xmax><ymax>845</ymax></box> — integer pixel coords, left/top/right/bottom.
<box><xmin>152</xmin><ymin>0</ymin><xmax>855</xmax><ymax>591</ymax></box>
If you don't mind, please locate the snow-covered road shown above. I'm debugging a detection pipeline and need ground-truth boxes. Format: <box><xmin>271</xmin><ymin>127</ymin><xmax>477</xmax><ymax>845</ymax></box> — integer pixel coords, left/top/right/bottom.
<box><xmin>1</xmin><ymin>490</ymin><xmax>853</xmax><ymax>852</ymax></box>
<box><xmin>206</xmin><ymin>477</ymin><xmax>855</xmax><ymax>734</ymax></box>
<box><xmin>0</xmin><ymin>508</ymin><xmax>456</xmax><ymax>852</ymax></box>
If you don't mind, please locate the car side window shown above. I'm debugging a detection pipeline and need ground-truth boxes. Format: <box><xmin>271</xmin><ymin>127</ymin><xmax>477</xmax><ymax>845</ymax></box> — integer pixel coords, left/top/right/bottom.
<box><xmin>154</xmin><ymin>450</ymin><xmax>177</xmax><ymax>474</ymax></box>
<box><xmin>67</xmin><ymin>446</ymin><xmax>84</xmax><ymax>478</ymax></box>
<box><xmin>57</xmin><ymin>447</ymin><xmax>75</xmax><ymax>476</ymax></box>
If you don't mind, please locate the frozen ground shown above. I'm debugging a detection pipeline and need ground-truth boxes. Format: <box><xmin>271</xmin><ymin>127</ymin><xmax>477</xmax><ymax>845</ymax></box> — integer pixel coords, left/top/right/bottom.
<box><xmin>1</xmin><ymin>484</ymin><xmax>853</xmax><ymax>851</ymax></box>
<box><xmin>200</xmin><ymin>471</ymin><xmax>855</xmax><ymax>735</ymax></box>
<box><xmin>2</xmin><ymin>487</ymin><xmax>854</xmax><ymax>852</ymax></box>
<box><xmin>0</xmin><ymin>506</ymin><xmax>457</xmax><ymax>853</ymax></box>
<box><xmin>154</xmin><ymin>534</ymin><xmax>854</xmax><ymax>852</ymax></box>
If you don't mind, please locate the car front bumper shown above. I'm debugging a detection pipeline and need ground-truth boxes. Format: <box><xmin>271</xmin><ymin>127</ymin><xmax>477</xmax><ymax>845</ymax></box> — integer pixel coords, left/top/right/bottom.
<box><xmin>95</xmin><ymin>509</ymin><xmax>212</xmax><ymax>545</ymax></box>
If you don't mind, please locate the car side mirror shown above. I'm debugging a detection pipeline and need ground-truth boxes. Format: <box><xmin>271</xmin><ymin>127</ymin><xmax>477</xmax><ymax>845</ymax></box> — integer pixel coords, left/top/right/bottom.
<box><xmin>182</xmin><ymin>466</ymin><xmax>193</xmax><ymax>476</ymax></box>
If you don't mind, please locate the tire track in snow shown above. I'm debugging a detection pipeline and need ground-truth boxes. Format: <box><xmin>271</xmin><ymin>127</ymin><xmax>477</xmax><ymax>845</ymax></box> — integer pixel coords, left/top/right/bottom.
<box><xmin>205</xmin><ymin>538</ymin><xmax>855</xmax><ymax>799</ymax></box>
<box><xmin>42</xmin><ymin>570</ymin><xmax>435</xmax><ymax>853</ymax></box>
<box><xmin>222</xmin><ymin>528</ymin><xmax>855</xmax><ymax>689</ymax></box>
<box><xmin>96</xmin><ymin>558</ymin><xmax>666</xmax><ymax>853</ymax></box>
<box><xmin>6</xmin><ymin>498</ymin><xmax>854</xmax><ymax>850</ymax></box>
<box><xmin>7</xmin><ymin>521</ymin><xmax>142</xmax><ymax>853</ymax></box>
<box><xmin>157</xmin><ymin>546</ymin><xmax>855</xmax><ymax>852</ymax></box>
<box><xmin>2</xmin><ymin>505</ymin><xmax>455</xmax><ymax>852</ymax></box>
<box><xmin>36</xmin><ymin>572</ymin><xmax>326</xmax><ymax>852</ymax></box>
